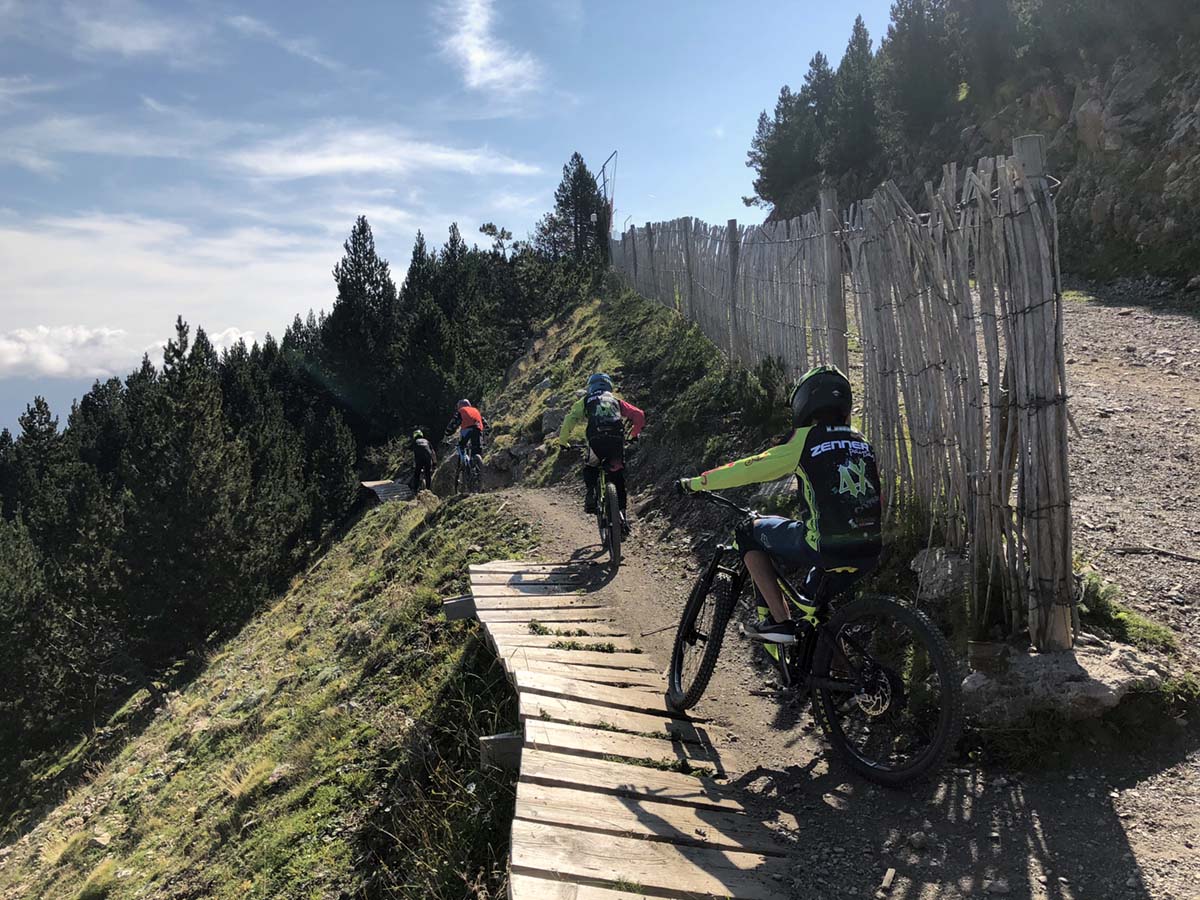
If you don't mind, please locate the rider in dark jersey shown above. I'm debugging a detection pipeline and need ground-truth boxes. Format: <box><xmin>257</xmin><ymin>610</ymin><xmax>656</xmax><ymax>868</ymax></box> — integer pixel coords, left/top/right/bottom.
<box><xmin>409</xmin><ymin>429</ymin><xmax>435</xmax><ymax>492</ymax></box>
<box><xmin>679</xmin><ymin>366</ymin><xmax>883</xmax><ymax>643</ymax></box>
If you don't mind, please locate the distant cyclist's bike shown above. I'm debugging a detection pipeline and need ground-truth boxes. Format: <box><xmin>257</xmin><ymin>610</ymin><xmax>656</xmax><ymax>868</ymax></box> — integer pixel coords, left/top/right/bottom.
<box><xmin>565</xmin><ymin>441</ymin><xmax>635</xmax><ymax>570</ymax></box>
<box><xmin>668</xmin><ymin>491</ymin><xmax>962</xmax><ymax>786</ymax></box>
<box><xmin>448</xmin><ymin>437</ymin><xmax>483</xmax><ymax>494</ymax></box>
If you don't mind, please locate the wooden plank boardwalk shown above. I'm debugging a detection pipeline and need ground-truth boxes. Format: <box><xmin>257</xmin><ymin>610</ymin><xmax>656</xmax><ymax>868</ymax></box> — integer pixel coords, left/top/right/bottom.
<box><xmin>449</xmin><ymin>560</ymin><xmax>791</xmax><ymax>899</ymax></box>
<box><xmin>360</xmin><ymin>480</ymin><xmax>414</xmax><ymax>503</ymax></box>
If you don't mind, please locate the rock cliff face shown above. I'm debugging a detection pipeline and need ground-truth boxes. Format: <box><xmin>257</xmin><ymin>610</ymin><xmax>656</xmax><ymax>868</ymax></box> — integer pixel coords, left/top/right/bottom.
<box><xmin>831</xmin><ymin>41</ymin><xmax>1200</xmax><ymax>280</ymax></box>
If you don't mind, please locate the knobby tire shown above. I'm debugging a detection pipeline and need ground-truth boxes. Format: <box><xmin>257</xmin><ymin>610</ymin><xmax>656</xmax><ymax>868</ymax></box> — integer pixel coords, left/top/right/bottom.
<box><xmin>666</xmin><ymin>569</ymin><xmax>736</xmax><ymax>711</ymax></box>
<box><xmin>605</xmin><ymin>482</ymin><xmax>621</xmax><ymax>568</ymax></box>
<box><xmin>810</xmin><ymin>595</ymin><xmax>963</xmax><ymax>786</ymax></box>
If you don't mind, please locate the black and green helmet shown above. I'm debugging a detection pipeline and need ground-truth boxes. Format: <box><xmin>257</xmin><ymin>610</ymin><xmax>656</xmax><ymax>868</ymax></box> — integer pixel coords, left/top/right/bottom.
<box><xmin>790</xmin><ymin>365</ymin><xmax>852</xmax><ymax>427</ymax></box>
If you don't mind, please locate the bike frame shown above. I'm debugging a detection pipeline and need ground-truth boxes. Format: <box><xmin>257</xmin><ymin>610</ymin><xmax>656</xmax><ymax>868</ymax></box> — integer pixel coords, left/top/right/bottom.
<box><xmin>698</xmin><ymin>494</ymin><xmax>864</xmax><ymax>698</ymax></box>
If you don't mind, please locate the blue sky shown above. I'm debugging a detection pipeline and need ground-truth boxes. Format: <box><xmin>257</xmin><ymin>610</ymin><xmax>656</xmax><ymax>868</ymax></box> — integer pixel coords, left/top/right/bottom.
<box><xmin>0</xmin><ymin>0</ymin><xmax>892</xmax><ymax>433</ymax></box>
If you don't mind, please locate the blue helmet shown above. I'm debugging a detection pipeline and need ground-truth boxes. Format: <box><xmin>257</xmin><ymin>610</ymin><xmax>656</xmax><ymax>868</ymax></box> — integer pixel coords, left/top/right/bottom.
<box><xmin>587</xmin><ymin>373</ymin><xmax>613</xmax><ymax>394</ymax></box>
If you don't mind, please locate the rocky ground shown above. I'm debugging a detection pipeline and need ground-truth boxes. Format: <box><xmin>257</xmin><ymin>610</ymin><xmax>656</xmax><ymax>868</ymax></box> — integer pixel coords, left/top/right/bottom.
<box><xmin>1062</xmin><ymin>283</ymin><xmax>1200</xmax><ymax>667</ymax></box>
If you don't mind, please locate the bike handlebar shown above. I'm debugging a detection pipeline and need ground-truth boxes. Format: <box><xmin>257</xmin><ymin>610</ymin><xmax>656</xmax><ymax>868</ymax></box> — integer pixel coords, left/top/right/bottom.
<box><xmin>686</xmin><ymin>489</ymin><xmax>756</xmax><ymax>519</ymax></box>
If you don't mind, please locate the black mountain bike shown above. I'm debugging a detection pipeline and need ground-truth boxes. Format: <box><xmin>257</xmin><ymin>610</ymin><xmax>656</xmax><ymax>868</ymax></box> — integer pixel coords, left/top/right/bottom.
<box><xmin>447</xmin><ymin>437</ymin><xmax>483</xmax><ymax>494</ymax></box>
<box><xmin>668</xmin><ymin>491</ymin><xmax>963</xmax><ymax>786</ymax></box>
<box><xmin>564</xmin><ymin>442</ymin><xmax>633</xmax><ymax>570</ymax></box>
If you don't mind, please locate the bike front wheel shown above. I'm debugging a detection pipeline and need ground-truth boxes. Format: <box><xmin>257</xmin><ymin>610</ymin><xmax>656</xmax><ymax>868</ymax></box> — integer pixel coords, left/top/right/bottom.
<box><xmin>604</xmin><ymin>482</ymin><xmax>621</xmax><ymax>568</ymax></box>
<box><xmin>810</xmin><ymin>595</ymin><xmax>962</xmax><ymax>786</ymax></box>
<box><xmin>666</xmin><ymin>567</ymin><xmax>737</xmax><ymax>711</ymax></box>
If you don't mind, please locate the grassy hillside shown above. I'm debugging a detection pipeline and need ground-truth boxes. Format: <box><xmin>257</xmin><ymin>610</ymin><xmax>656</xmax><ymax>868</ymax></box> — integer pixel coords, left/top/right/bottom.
<box><xmin>0</xmin><ymin>494</ymin><xmax>535</xmax><ymax>900</ymax></box>
<box><xmin>485</xmin><ymin>275</ymin><xmax>792</xmax><ymax>485</ymax></box>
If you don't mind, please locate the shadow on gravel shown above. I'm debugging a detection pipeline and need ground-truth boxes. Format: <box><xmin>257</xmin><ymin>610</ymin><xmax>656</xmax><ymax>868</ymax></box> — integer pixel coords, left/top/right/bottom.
<box><xmin>721</xmin><ymin>722</ymin><xmax>1200</xmax><ymax>899</ymax></box>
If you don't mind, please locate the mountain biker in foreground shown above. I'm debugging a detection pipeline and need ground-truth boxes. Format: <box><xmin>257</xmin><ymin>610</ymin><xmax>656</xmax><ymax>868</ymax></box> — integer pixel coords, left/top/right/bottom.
<box><xmin>677</xmin><ymin>366</ymin><xmax>882</xmax><ymax>644</ymax></box>
<box><xmin>409</xmin><ymin>429</ymin><xmax>436</xmax><ymax>493</ymax></box>
<box><xmin>558</xmin><ymin>373</ymin><xmax>645</xmax><ymax>532</ymax></box>
<box><xmin>444</xmin><ymin>399</ymin><xmax>487</xmax><ymax>466</ymax></box>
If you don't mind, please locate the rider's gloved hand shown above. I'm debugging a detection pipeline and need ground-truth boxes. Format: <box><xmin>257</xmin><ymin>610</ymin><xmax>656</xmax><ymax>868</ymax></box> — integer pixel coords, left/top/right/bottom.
<box><xmin>676</xmin><ymin>478</ymin><xmax>692</xmax><ymax>496</ymax></box>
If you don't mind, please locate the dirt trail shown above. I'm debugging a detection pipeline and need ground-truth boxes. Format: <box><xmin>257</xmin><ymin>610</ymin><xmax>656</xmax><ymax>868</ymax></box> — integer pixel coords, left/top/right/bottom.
<box><xmin>500</xmin><ymin>485</ymin><xmax>1200</xmax><ymax>900</ymax></box>
<box><xmin>1062</xmin><ymin>295</ymin><xmax>1200</xmax><ymax>665</ymax></box>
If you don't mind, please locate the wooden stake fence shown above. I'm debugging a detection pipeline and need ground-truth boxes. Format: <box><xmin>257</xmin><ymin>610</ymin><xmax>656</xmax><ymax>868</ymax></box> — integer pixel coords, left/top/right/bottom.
<box><xmin>612</xmin><ymin>136</ymin><xmax>1074</xmax><ymax>651</ymax></box>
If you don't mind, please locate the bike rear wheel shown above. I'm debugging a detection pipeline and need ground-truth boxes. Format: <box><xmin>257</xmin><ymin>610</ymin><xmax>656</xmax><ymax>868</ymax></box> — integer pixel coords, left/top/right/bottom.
<box><xmin>604</xmin><ymin>482</ymin><xmax>621</xmax><ymax>568</ymax></box>
<box><xmin>666</xmin><ymin>567</ymin><xmax>737</xmax><ymax>711</ymax></box>
<box><xmin>810</xmin><ymin>595</ymin><xmax>962</xmax><ymax>786</ymax></box>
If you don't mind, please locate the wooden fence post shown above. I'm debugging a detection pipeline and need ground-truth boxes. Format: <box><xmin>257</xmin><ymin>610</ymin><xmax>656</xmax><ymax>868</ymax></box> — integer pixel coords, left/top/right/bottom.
<box><xmin>645</xmin><ymin>221</ymin><xmax>656</xmax><ymax>304</ymax></box>
<box><xmin>628</xmin><ymin>226</ymin><xmax>638</xmax><ymax>286</ymax></box>
<box><xmin>1013</xmin><ymin>133</ymin><xmax>1074</xmax><ymax>652</ymax></box>
<box><xmin>820</xmin><ymin>188</ymin><xmax>849</xmax><ymax>373</ymax></box>
<box><xmin>682</xmin><ymin>216</ymin><xmax>695</xmax><ymax>319</ymax></box>
<box><xmin>726</xmin><ymin>218</ymin><xmax>739</xmax><ymax>362</ymax></box>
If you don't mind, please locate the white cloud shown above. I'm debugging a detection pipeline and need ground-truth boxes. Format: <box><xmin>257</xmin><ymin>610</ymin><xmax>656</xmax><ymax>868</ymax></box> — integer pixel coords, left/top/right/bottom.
<box><xmin>441</xmin><ymin>0</ymin><xmax>544</xmax><ymax>97</ymax></box>
<box><xmin>63</xmin><ymin>0</ymin><xmax>207</xmax><ymax>62</ymax></box>
<box><xmin>0</xmin><ymin>1</ymin><xmax>210</xmax><ymax>65</ymax></box>
<box><xmin>711</xmin><ymin>125</ymin><xmax>726</xmax><ymax>139</ymax></box>
<box><xmin>0</xmin><ymin>75</ymin><xmax>58</xmax><ymax>105</ymax></box>
<box><xmin>141</xmin><ymin>325</ymin><xmax>256</xmax><ymax>363</ymax></box>
<box><xmin>227</xmin><ymin>125</ymin><xmax>540</xmax><ymax>180</ymax></box>
<box><xmin>0</xmin><ymin>212</ymin><xmax>336</xmax><ymax>373</ymax></box>
<box><xmin>224</xmin><ymin>14</ymin><xmax>343</xmax><ymax>72</ymax></box>
<box><xmin>0</xmin><ymin>325</ymin><xmax>131</xmax><ymax>378</ymax></box>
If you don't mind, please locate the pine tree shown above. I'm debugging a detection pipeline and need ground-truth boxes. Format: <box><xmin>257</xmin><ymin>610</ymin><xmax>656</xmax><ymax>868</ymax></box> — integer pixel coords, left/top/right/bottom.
<box><xmin>536</xmin><ymin>153</ymin><xmax>606</xmax><ymax>264</ymax></box>
<box><xmin>825</xmin><ymin>16</ymin><xmax>880</xmax><ymax>187</ymax></box>
<box><xmin>308</xmin><ymin>407</ymin><xmax>358</xmax><ymax>533</ymax></box>
<box><xmin>322</xmin><ymin>216</ymin><xmax>399</xmax><ymax>441</ymax></box>
<box><xmin>877</xmin><ymin>0</ymin><xmax>958</xmax><ymax>148</ymax></box>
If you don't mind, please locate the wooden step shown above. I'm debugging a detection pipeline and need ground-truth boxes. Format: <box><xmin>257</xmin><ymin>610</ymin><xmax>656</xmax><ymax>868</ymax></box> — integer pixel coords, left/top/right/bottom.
<box><xmin>524</xmin><ymin>720</ymin><xmax>725</xmax><ymax>772</ymax></box>
<box><xmin>514</xmin><ymin>671</ymin><xmax>680</xmax><ymax>716</ymax></box>
<box><xmin>492</xmin><ymin>634</ymin><xmax>639</xmax><ymax>652</ymax></box>
<box><xmin>485</xmin><ymin>622</ymin><xmax>629</xmax><ymax>638</ymax></box>
<box><xmin>471</xmin><ymin>583</ymin><xmax>598</xmax><ymax>598</ymax></box>
<box><xmin>514</xmin><ymin>781</ymin><xmax>785</xmax><ymax>855</ymax></box>
<box><xmin>471</xmin><ymin>561</ymin><xmax>590</xmax><ymax>573</ymax></box>
<box><xmin>519</xmin><ymin>750</ymin><xmax>741</xmax><ymax>812</ymax></box>
<box><xmin>470</xmin><ymin>571</ymin><xmax>591</xmax><ymax>586</ymax></box>
<box><xmin>518</xmin><ymin>695</ymin><xmax>706</xmax><ymax>744</ymax></box>
<box><xmin>474</xmin><ymin>597</ymin><xmax>610</xmax><ymax>612</ymax></box>
<box><xmin>513</xmin><ymin>660</ymin><xmax>664</xmax><ymax>690</ymax></box>
<box><xmin>477</xmin><ymin>609</ymin><xmax>615</xmax><ymax>625</ymax></box>
<box><xmin>500</xmin><ymin>647</ymin><xmax>658</xmax><ymax>672</ymax></box>
<box><xmin>508</xmin><ymin>873</ymin><xmax>655</xmax><ymax>899</ymax></box>
<box><xmin>509</xmin><ymin>819</ymin><xmax>791</xmax><ymax>899</ymax></box>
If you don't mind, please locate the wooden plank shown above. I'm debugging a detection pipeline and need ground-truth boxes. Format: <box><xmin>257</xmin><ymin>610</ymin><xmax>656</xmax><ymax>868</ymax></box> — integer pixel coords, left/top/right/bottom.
<box><xmin>508</xmin><ymin>873</ymin><xmax>655</xmax><ymax>900</ymax></box>
<box><xmin>514</xmin><ymin>671</ymin><xmax>679</xmax><ymax>716</ymax></box>
<box><xmin>442</xmin><ymin>596</ymin><xmax>476</xmax><ymax>621</ymax></box>
<box><xmin>471</xmin><ymin>561</ymin><xmax>588</xmax><ymax>573</ymax></box>
<box><xmin>519</xmin><ymin>695</ymin><xmax>704</xmax><ymax>743</ymax></box>
<box><xmin>514</xmin><ymin>782</ymin><xmax>785</xmax><ymax>856</ymax></box>
<box><xmin>501</xmin><ymin>647</ymin><xmax>658</xmax><ymax>672</ymax></box>
<box><xmin>524</xmin><ymin>720</ymin><xmax>724</xmax><ymax>771</ymax></box>
<box><xmin>485</xmin><ymin>622</ymin><xmax>629</xmax><ymax>638</ymax></box>
<box><xmin>520</xmin><ymin>750</ymin><xmax>741</xmax><ymax>812</ymax></box>
<box><xmin>492</xmin><ymin>635</ymin><xmax>639</xmax><ymax>652</ymax></box>
<box><xmin>477</xmin><ymin>609</ymin><xmax>614</xmax><ymax>624</ymax></box>
<box><xmin>470</xmin><ymin>571</ymin><xmax>591</xmax><ymax>586</ymax></box>
<box><xmin>474</xmin><ymin>597</ymin><xmax>609</xmax><ymax>612</ymax></box>
<box><xmin>509</xmin><ymin>819</ymin><xmax>790</xmax><ymax>899</ymax></box>
<box><xmin>513</xmin><ymin>660</ymin><xmax>665</xmax><ymax>689</ymax></box>
<box><xmin>471</xmin><ymin>584</ymin><xmax>596</xmax><ymax>597</ymax></box>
